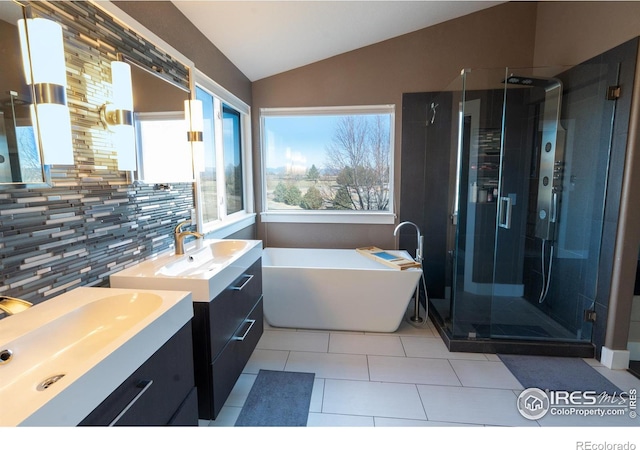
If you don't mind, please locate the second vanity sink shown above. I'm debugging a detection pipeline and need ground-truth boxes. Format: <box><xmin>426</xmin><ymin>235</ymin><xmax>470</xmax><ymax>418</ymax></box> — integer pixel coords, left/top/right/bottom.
<box><xmin>111</xmin><ymin>238</ymin><xmax>263</xmax><ymax>301</ymax></box>
<box><xmin>157</xmin><ymin>240</ymin><xmax>253</xmax><ymax>277</ymax></box>
<box><xmin>0</xmin><ymin>287</ymin><xmax>193</xmax><ymax>426</ymax></box>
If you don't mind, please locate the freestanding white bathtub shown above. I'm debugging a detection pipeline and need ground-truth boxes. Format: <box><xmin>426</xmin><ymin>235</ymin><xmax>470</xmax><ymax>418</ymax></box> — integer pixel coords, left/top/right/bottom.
<box><xmin>262</xmin><ymin>248</ymin><xmax>423</xmax><ymax>333</ymax></box>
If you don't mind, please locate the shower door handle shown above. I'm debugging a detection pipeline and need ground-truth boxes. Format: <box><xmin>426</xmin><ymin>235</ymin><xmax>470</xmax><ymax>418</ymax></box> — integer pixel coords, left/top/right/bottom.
<box><xmin>498</xmin><ymin>196</ymin><xmax>512</xmax><ymax>229</ymax></box>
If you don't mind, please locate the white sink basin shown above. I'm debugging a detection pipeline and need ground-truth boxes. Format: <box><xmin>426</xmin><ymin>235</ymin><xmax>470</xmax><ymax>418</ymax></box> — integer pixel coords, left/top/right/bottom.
<box><xmin>110</xmin><ymin>239</ymin><xmax>262</xmax><ymax>302</ymax></box>
<box><xmin>156</xmin><ymin>240</ymin><xmax>252</xmax><ymax>277</ymax></box>
<box><xmin>0</xmin><ymin>287</ymin><xmax>193</xmax><ymax>426</ymax></box>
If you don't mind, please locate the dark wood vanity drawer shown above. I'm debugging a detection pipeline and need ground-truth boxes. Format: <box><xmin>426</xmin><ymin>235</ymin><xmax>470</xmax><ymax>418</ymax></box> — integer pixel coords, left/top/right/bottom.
<box><xmin>207</xmin><ymin>258</ymin><xmax>262</xmax><ymax>359</ymax></box>
<box><xmin>191</xmin><ymin>257</ymin><xmax>263</xmax><ymax>420</ymax></box>
<box><xmin>209</xmin><ymin>298</ymin><xmax>263</xmax><ymax>419</ymax></box>
<box><xmin>79</xmin><ymin>322</ymin><xmax>197</xmax><ymax>426</ymax></box>
<box><xmin>168</xmin><ymin>386</ymin><xmax>199</xmax><ymax>426</ymax></box>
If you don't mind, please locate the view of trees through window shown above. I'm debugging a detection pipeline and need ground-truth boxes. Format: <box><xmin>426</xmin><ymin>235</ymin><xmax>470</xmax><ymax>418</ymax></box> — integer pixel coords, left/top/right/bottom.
<box><xmin>263</xmin><ymin>107</ymin><xmax>393</xmax><ymax>212</ymax></box>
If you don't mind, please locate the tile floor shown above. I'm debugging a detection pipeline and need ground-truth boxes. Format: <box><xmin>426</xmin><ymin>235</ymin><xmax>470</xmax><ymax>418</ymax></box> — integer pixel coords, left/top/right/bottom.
<box><xmin>200</xmin><ymin>317</ymin><xmax>640</xmax><ymax>428</ymax></box>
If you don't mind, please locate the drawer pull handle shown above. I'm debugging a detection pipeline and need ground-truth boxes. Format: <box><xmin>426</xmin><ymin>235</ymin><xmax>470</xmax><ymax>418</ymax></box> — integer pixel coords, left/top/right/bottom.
<box><xmin>108</xmin><ymin>379</ymin><xmax>153</xmax><ymax>426</ymax></box>
<box><xmin>231</xmin><ymin>274</ymin><xmax>254</xmax><ymax>291</ymax></box>
<box><xmin>233</xmin><ymin>319</ymin><xmax>256</xmax><ymax>341</ymax></box>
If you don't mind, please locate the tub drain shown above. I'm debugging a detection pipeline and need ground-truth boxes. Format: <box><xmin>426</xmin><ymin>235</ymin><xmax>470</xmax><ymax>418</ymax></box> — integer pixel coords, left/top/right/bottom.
<box><xmin>37</xmin><ymin>374</ymin><xmax>65</xmax><ymax>391</ymax></box>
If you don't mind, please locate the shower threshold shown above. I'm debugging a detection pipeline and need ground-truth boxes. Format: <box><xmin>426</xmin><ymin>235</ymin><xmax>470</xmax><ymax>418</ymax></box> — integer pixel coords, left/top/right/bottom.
<box><xmin>429</xmin><ymin>311</ymin><xmax>595</xmax><ymax>358</ymax></box>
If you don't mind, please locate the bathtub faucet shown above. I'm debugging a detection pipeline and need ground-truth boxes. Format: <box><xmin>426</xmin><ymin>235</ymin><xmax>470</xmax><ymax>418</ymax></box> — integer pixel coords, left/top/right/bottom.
<box><xmin>393</xmin><ymin>221</ymin><xmax>426</xmax><ymax>324</ymax></box>
<box><xmin>393</xmin><ymin>221</ymin><xmax>423</xmax><ymax>262</ymax></box>
<box><xmin>174</xmin><ymin>220</ymin><xmax>204</xmax><ymax>255</ymax></box>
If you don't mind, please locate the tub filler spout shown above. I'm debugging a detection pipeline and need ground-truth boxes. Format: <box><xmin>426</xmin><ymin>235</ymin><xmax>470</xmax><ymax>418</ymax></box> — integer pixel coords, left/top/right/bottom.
<box><xmin>393</xmin><ymin>221</ymin><xmax>423</xmax><ymax>262</ymax></box>
<box><xmin>393</xmin><ymin>221</ymin><xmax>426</xmax><ymax>324</ymax></box>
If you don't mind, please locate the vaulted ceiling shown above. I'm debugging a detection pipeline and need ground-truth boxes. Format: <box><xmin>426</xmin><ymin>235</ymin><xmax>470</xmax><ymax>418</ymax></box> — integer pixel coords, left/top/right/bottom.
<box><xmin>171</xmin><ymin>1</ymin><xmax>504</xmax><ymax>81</ymax></box>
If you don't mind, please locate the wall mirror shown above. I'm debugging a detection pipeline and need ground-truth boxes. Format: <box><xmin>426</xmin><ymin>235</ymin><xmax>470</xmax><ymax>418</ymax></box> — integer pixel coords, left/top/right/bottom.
<box><xmin>128</xmin><ymin>58</ymin><xmax>194</xmax><ymax>183</ymax></box>
<box><xmin>4</xmin><ymin>1</ymin><xmax>198</xmax><ymax>185</ymax></box>
<box><xmin>0</xmin><ymin>1</ymin><xmax>45</xmax><ymax>184</ymax></box>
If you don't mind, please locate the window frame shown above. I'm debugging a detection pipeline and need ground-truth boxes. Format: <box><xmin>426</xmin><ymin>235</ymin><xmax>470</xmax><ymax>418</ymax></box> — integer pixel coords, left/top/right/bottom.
<box><xmin>193</xmin><ymin>69</ymin><xmax>254</xmax><ymax>237</ymax></box>
<box><xmin>260</xmin><ymin>105</ymin><xmax>396</xmax><ymax>225</ymax></box>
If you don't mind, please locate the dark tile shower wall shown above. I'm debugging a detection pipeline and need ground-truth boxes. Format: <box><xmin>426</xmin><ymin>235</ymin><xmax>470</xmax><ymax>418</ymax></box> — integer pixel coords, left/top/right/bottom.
<box><xmin>400</xmin><ymin>92</ymin><xmax>453</xmax><ymax>300</ymax></box>
<box><xmin>0</xmin><ymin>1</ymin><xmax>194</xmax><ymax>305</ymax></box>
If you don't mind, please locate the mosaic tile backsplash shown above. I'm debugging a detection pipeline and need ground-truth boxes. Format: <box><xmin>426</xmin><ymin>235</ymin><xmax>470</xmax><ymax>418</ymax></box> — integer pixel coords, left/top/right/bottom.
<box><xmin>1</xmin><ymin>1</ymin><xmax>196</xmax><ymax>308</ymax></box>
<box><xmin>0</xmin><ymin>182</ymin><xmax>194</xmax><ymax>304</ymax></box>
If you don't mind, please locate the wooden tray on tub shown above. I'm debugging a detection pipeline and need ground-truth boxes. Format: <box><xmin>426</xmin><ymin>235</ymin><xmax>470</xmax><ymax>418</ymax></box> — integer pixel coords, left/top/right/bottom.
<box><xmin>356</xmin><ymin>246</ymin><xmax>421</xmax><ymax>270</ymax></box>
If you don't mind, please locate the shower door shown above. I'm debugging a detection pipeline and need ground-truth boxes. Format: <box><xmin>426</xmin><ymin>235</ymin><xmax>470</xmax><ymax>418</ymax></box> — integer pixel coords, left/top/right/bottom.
<box><xmin>451</xmin><ymin>63</ymin><xmax>616</xmax><ymax>343</ymax></box>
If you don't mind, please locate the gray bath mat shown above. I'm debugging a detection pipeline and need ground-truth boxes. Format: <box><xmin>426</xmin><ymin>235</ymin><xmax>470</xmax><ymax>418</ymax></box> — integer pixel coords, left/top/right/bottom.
<box><xmin>498</xmin><ymin>354</ymin><xmax>623</xmax><ymax>394</ymax></box>
<box><xmin>235</xmin><ymin>370</ymin><xmax>315</xmax><ymax>427</ymax></box>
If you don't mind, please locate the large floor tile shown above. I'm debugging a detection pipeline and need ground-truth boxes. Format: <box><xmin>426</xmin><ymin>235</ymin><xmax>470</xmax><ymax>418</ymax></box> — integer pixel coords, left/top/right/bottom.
<box><xmin>307</xmin><ymin>412</ymin><xmax>375</xmax><ymax>427</ymax></box>
<box><xmin>256</xmin><ymin>330</ymin><xmax>329</xmax><ymax>352</ymax></box>
<box><xmin>223</xmin><ymin>373</ymin><xmax>256</xmax><ymax>407</ymax></box>
<box><xmin>207</xmin><ymin>406</ymin><xmax>241</xmax><ymax>427</ymax></box>
<box><xmin>368</xmin><ymin>355</ymin><xmax>461</xmax><ymax>386</ymax></box>
<box><xmin>309</xmin><ymin>378</ymin><xmax>325</xmax><ymax>413</ymax></box>
<box><xmin>372</xmin><ymin>317</ymin><xmax>437</xmax><ymax>337</ymax></box>
<box><xmin>401</xmin><ymin>336</ymin><xmax>488</xmax><ymax>360</ymax></box>
<box><xmin>323</xmin><ymin>379</ymin><xmax>427</xmax><ymax>420</ymax></box>
<box><xmin>329</xmin><ymin>333</ymin><xmax>405</xmax><ymax>356</ymax></box>
<box><xmin>243</xmin><ymin>348</ymin><xmax>289</xmax><ymax>373</ymax></box>
<box><xmin>449</xmin><ymin>359</ymin><xmax>523</xmax><ymax>389</ymax></box>
<box><xmin>374</xmin><ymin>417</ymin><xmax>482</xmax><ymax>427</ymax></box>
<box><xmin>285</xmin><ymin>351</ymin><xmax>370</xmax><ymax>380</ymax></box>
<box><xmin>417</xmin><ymin>385</ymin><xmax>537</xmax><ymax>426</ymax></box>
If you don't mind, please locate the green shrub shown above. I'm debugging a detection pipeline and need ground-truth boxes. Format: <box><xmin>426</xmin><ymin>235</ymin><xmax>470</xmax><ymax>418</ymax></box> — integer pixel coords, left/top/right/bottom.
<box><xmin>300</xmin><ymin>186</ymin><xmax>323</xmax><ymax>209</ymax></box>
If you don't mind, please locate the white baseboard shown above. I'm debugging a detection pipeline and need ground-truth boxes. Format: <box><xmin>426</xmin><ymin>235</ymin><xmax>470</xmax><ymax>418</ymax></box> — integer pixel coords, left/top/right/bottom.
<box><xmin>600</xmin><ymin>346</ymin><xmax>630</xmax><ymax>369</ymax></box>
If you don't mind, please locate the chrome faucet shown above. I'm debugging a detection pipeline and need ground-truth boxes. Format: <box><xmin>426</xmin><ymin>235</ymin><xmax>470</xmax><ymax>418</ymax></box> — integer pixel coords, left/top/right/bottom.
<box><xmin>174</xmin><ymin>220</ymin><xmax>204</xmax><ymax>255</ymax></box>
<box><xmin>393</xmin><ymin>221</ymin><xmax>426</xmax><ymax>324</ymax></box>
<box><xmin>0</xmin><ymin>296</ymin><xmax>33</xmax><ymax>316</ymax></box>
<box><xmin>393</xmin><ymin>221</ymin><xmax>423</xmax><ymax>262</ymax></box>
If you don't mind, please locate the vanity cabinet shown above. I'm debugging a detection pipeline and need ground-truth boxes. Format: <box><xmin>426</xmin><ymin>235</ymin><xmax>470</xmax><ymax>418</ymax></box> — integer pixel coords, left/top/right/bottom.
<box><xmin>79</xmin><ymin>322</ymin><xmax>198</xmax><ymax>426</ymax></box>
<box><xmin>192</xmin><ymin>257</ymin><xmax>263</xmax><ymax>420</ymax></box>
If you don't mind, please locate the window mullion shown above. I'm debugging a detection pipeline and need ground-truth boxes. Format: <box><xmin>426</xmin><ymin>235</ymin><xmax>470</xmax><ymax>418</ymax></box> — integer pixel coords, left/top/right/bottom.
<box><xmin>214</xmin><ymin>97</ymin><xmax>227</xmax><ymax>220</ymax></box>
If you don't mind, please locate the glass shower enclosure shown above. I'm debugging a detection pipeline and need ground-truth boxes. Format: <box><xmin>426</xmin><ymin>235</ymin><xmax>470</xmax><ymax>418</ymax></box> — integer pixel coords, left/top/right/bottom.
<box><xmin>431</xmin><ymin>62</ymin><xmax>617</xmax><ymax>350</ymax></box>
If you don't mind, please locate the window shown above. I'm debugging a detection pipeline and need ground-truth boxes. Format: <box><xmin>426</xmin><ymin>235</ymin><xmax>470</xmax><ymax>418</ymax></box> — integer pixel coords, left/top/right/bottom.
<box><xmin>194</xmin><ymin>71</ymin><xmax>253</xmax><ymax>236</ymax></box>
<box><xmin>261</xmin><ymin>105</ymin><xmax>395</xmax><ymax>223</ymax></box>
<box><xmin>222</xmin><ymin>105</ymin><xmax>243</xmax><ymax>214</ymax></box>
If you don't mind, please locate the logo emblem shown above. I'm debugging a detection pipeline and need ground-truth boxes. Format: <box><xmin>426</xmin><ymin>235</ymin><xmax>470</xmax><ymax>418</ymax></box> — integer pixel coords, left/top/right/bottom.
<box><xmin>517</xmin><ymin>388</ymin><xmax>550</xmax><ymax>420</ymax></box>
